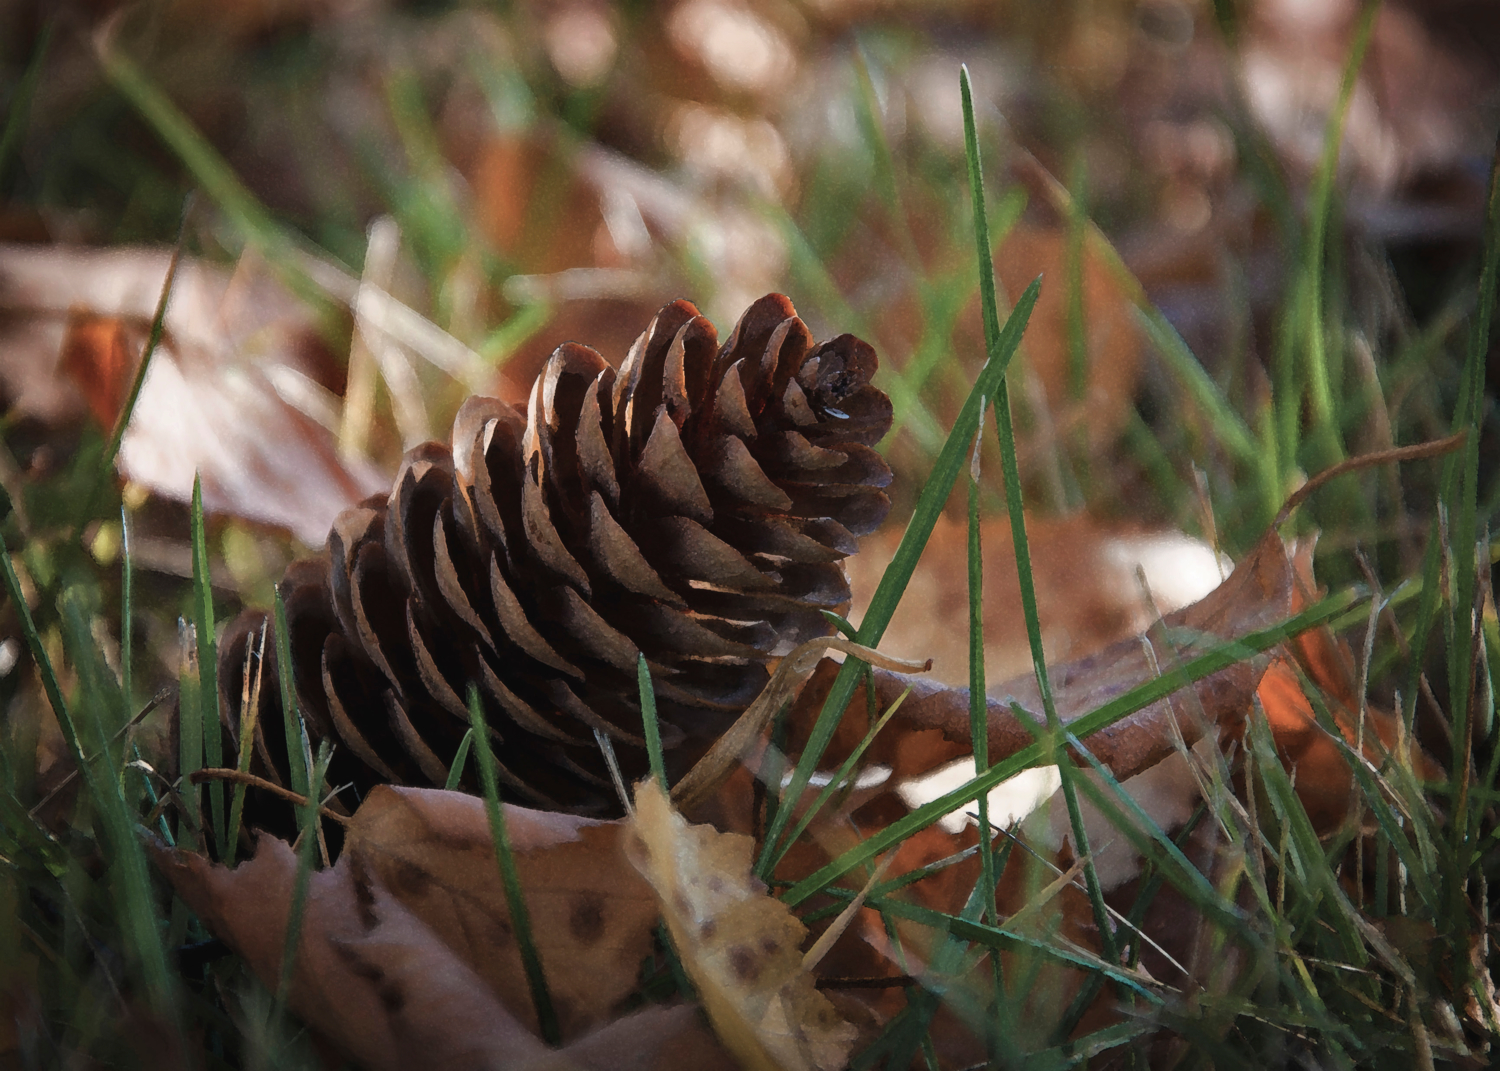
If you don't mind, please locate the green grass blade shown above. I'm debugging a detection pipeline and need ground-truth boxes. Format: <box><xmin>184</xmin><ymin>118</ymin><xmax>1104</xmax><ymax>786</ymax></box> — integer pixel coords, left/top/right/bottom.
<box><xmin>637</xmin><ymin>653</ymin><xmax>667</xmax><ymax>794</ymax></box>
<box><xmin>445</xmin><ymin>728</ymin><xmax>474</xmax><ymax>791</ymax></box>
<box><xmin>59</xmin><ymin>592</ymin><xmax>179</xmax><ymax>1027</ymax></box>
<box><xmin>120</xmin><ymin>507</ymin><xmax>133</xmax><ymax>712</ymax></box>
<box><xmin>273</xmin><ymin>583</ymin><xmax>310</xmax><ymax>800</ymax></box>
<box><xmin>857</xmin><ymin>872</ymin><xmax>1015</xmax><ymax>1070</ymax></box>
<box><xmin>966</xmin><ymin>456</ymin><xmax>998</xmax><ymax>925</ymax></box>
<box><xmin>177</xmin><ymin>624</ymin><xmax>204</xmax><ymax>851</ymax></box>
<box><xmin>273</xmin><ymin>740</ymin><xmax>332</xmax><ymax>1026</ymax></box>
<box><xmin>776</xmin><ymin>686</ymin><xmax>912</xmax><ymax>866</ymax></box>
<box><xmin>468</xmin><ymin>685</ymin><xmax>559</xmax><ymax>1044</ymax></box>
<box><xmin>1134</xmin><ymin>307</ymin><xmax>1259</xmax><ymax>465</ymax></box>
<box><xmin>97</xmin><ymin>41</ymin><xmax>286</xmax><ymax>252</ymax></box>
<box><xmin>0</xmin><ymin>21</ymin><xmax>52</xmax><ymax>188</ymax></box>
<box><xmin>859</xmin><ymin>893</ymin><xmax>1162</xmax><ymax>1002</ymax></box>
<box><xmin>1245</xmin><ymin>714</ymin><xmax>1366</xmax><ymax>965</ymax></box>
<box><xmin>1301</xmin><ymin>0</ymin><xmax>1379</xmax><ymax>442</ymax></box>
<box><xmin>1064</xmin><ymin>155</ymin><xmax>1089</xmax><ymax>402</ymax></box>
<box><xmin>1066</xmin><ymin>740</ymin><xmax>1254</xmax><ymax>943</ymax></box>
<box><xmin>757</xmin><ymin>275</ymin><xmax>1039</xmax><ymax>874</ymax></box>
<box><xmin>190</xmin><ymin>475</ymin><xmax>225</xmax><ymax>856</ymax></box>
<box><xmin>963</xmin><ymin>64</ymin><xmax>1119</xmax><ymax>969</ymax></box>
<box><xmin>782</xmin><ymin>590</ymin><xmax>1357</xmax><ymax>906</ymax></box>
<box><xmin>225</xmin><ymin>625</ymin><xmax>266</xmax><ymax>866</ymax></box>
<box><xmin>1313</xmin><ymin>713</ymin><xmax>1439</xmax><ymax>912</ymax></box>
<box><xmin>0</xmin><ymin>529</ymin><xmax>82</xmax><ymax>771</ymax></box>
<box><xmin>1451</xmin><ymin>132</ymin><xmax>1500</xmax><ymax>785</ymax></box>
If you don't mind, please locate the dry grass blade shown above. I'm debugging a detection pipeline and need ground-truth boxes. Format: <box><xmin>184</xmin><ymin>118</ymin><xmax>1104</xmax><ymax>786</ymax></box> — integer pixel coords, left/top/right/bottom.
<box><xmin>187</xmin><ymin>768</ymin><xmax>353</xmax><ymax>827</ymax></box>
<box><xmin>673</xmin><ymin>636</ymin><xmax>928</xmax><ymax>811</ymax></box>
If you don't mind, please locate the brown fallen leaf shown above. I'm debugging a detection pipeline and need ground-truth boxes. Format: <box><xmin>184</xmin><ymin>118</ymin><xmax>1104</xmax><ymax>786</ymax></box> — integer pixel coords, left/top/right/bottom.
<box><xmin>628</xmin><ymin>779</ymin><xmax>857</xmax><ymax>1071</ymax></box>
<box><xmin>801</xmin><ymin>525</ymin><xmax>1292</xmax><ymax>788</ymax></box>
<box><xmin>343</xmin><ymin>786</ymin><xmax>661</xmax><ymax>1040</ymax></box>
<box><xmin>0</xmin><ymin>243</ymin><xmax>385</xmax><ymax>544</ymax></box>
<box><xmin>156</xmin><ymin>785</ymin><xmax>690</xmax><ymax>1068</ymax></box>
<box><xmin>1256</xmin><ymin>541</ymin><xmax>1442</xmax><ymax>833</ymax></box>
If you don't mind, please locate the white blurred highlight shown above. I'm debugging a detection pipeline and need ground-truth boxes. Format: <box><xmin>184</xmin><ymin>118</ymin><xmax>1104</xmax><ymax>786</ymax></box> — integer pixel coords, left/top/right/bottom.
<box><xmin>668</xmin><ymin>0</ymin><xmax>793</xmax><ymax>96</ymax></box>
<box><xmin>897</xmin><ymin>762</ymin><xmax>1063</xmax><ymax>836</ymax></box>
<box><xmin>544</xmin><ymin>6</ymin><xmax>617</xmax><ymax>88</ymax></box>
<box><xmin>1101</xmin><ymin>531</ymin><xmax>1230</xmax><ymax>623</ymax></box>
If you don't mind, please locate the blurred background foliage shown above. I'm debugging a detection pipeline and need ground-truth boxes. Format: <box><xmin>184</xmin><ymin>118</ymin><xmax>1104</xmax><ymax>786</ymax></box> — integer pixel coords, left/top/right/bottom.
<box><xmin>2</xmin><ymin>0</ymin><xmax>1495</xmax><ymax>554</ymax></box>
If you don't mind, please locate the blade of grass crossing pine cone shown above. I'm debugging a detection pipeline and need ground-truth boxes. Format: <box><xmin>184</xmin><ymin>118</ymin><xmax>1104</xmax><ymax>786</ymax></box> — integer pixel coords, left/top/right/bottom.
<box><xmin>961</xmin><ymin>63</ymin><xmax>1119</xmax><ymax>970</ymax></box>
<box><xmin>467</xmin><ymin>685</ymin><xmax>560</xmax><ymax>1045</ymax></box>
<box><xmin>638</xmin><ymin>654</ymin><xmax>667</xmax><ymax>794</ymax></box>
<box><xmin>674</xmin><ymin>638</ymin><xmax>926</xmax><ymax>812</ymax></box>
<box><xmin>757</xmin><ymin>277</ymin><xmax>1040</xmax><ymax>875</ymax></box>
<box><xmin>192</xmin><ymin>475</ymin><xmax>226</xmax><ymax>857</ymax></box>
<box><xmin>226</xmin><ymin>623</ymin><xmax>267</xmax><ymax>865</ymax></box>
<box><xmin>782</xmin><ymin>590</ymin><xmax>1356</xmax><ymax>907</ymax></box>
<box><xmin>444</xmin><ymin>728</ymin><xmax>474</xmax><ymax>791</ymax></box>
<box><xmin>273</xmin><ymin>582</ymin><xmax>311</xmax><ymax>800</ymax></box>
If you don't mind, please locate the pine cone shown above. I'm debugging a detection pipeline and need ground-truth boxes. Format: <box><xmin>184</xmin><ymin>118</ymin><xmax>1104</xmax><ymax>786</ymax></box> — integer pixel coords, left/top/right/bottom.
<box><xmin>221</xmin><ymin>294</ymin><xmax>893</xmax><ymax>813</ymax></box>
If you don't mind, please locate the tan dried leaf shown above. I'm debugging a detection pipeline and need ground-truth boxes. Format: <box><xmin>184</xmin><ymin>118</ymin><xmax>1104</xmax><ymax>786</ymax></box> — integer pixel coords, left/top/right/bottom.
<box><xmin>344</xmin><ymin>786</ymin><xmax>661</xmax><ymax>1039</ymax></box>
<box><xmin>627</xmin><ymin>779</ymin><xmax>856</xmax><ymax>1071</ymax></box>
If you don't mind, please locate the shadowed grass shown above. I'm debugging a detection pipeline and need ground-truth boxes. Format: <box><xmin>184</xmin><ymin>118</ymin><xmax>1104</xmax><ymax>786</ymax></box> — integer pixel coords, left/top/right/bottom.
<box><xmin>467</xmin><ymin>684</ymin><xmax>559</xmax><ymax>1045</ymax></box>
<box><xmin>190</xmin><ymin>475</ymin><xmax>226</xmax><ymax>857</ymax></box>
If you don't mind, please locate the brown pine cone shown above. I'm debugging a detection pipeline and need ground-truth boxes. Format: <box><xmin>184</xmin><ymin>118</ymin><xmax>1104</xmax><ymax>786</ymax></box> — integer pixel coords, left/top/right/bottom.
<box><xmin>220</xmin><ymin>294</ymin><xmax>893</xmax><ymax>813</ymax></box>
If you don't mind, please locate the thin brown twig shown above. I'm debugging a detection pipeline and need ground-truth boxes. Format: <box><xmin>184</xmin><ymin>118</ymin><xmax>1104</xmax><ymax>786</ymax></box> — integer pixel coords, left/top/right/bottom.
<box><xmin>815</xmin><ymin>975</ymin><xmax>917</xmax><ymax>990</ymax></box>
<box><xmin>1273</xmin><ymin>434</ymin><xmax>1467</xmax><ymax>529</ymax></box>
<box><xmin>189</xmin><ymin>767</ymin><xmax>352</xmax><ymax>826</ymax></box>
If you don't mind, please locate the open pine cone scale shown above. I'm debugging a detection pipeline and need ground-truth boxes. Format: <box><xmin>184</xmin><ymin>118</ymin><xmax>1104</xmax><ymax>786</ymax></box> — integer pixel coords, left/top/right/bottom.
<box><xmin>221</xmin><ymin>294</ymin><xmax>894</xmax><ymax>814</ymax></box>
